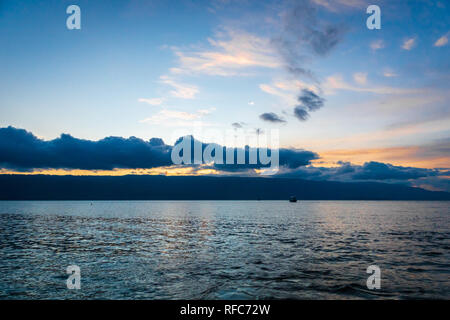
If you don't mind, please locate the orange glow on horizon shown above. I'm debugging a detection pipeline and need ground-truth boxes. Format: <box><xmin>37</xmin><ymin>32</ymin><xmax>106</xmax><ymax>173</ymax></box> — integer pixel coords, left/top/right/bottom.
<box><xmin>312</xmin><ymin>147</ymin><xmax>450</xmax><ymax>169</ymax></box>
<box><xmin>0</xmin><ymin>166</ymin><xmax>222</xmax><ymax>177</ymax></box>
<box><xmin>0</xmin><ymin>146</ymin><xmax>448</xmax><ymax>176</ymax></box>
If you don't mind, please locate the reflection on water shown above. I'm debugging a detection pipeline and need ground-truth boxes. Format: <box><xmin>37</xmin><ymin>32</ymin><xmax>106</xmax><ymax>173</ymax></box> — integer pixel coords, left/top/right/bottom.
<box><xmin>0</xmin><ymin>201</ymin><xmax>448</xmax><ymax>299</ymax></box>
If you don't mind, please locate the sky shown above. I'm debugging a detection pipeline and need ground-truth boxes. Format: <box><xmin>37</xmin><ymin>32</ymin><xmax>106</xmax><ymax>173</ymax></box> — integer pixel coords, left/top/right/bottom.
<box><xmin>0</xmin><ymin>0</ymin><xmax>449</xmax><ymax>191</ymax></box>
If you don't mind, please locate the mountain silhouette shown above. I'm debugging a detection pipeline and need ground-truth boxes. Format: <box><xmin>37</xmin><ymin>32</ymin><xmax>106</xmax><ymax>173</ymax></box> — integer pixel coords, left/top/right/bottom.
<box><xmin>0</xmin><ymin>175</ymin><xmax>449</xmax><ymax>200</ymax></box>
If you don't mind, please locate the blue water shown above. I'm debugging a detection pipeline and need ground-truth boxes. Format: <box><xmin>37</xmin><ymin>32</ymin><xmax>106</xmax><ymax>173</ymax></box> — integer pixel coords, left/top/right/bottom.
<box><xmin>0</xmin><ymin>201</ymin><xmax>448</xmax><ymax>299</ymax></box>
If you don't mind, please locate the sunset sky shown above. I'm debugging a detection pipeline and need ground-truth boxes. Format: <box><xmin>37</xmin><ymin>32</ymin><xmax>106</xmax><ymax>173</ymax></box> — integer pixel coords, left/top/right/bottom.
<box><xmin>0</xmin><ymin>0</ymin><xmax>449</xmax><ymax>191</ymax></box>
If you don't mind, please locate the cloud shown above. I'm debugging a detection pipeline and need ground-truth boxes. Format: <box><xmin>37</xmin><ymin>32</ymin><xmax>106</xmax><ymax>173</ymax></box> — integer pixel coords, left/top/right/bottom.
<box><xmin>0</xmin><ymin>126</ymin><xmax>173</xmax><ymax>171</ymax></box>
<box><xmin>402</xmin><ymin>37</ymin><xmax>416</xmax><ymax>50</ymax></box>
<box><xmin>207</xmin><ymin>0</ymin><xmax>250</xmax><ymax>12</ymax></box>
<box><xmin>412</xmin><ymin>176</ymin><xmax>450</xmax><ymax>192</ymax></box>
<box><xmin>138</xmin><ymin>98</ymin><xmax>164</xmax><ymax>105</ymax></box>
<box><xmin>170</xmin><ymin>28</ymin><xmax>280</xmax><ymax>76</ymax></box>
<box><xmin>0</xmin><ymin>127</ymin><xmax>318</xmax><ymax>173</ymax></box>
<box><xmin>259</xmin><ymin>83</ymin><xmax>295</xmax><ymax>103</ymax></box>
<box><xmin>273</xmin><ymin>79</ymin><xmax>318</xmax><ymax>92</ymax></box>
<box><xmin>294</xmin><ymin>107</ymin><xmax>309</xmax><ymax>121</ymax></box>
<box><xmin>278</xmin><ymin>148</ymin><xmax>319</xmax><ymax>169</ymax></box>
<box><xmin>351</xmin><ymin>161</ymin><xmax>439</xmax><ymax>180</ymax></box>
<box><xmin>197</xmin><ymin>107</ymin><xmax>216</xmax><ymax>115</ymax></box>
<box><xmin>323</xmin><ymin>75</ymin><xmax>424</xmax><ymax>95</ymax></box>
<box><xmin>248</xmin><ymin>101</ymin><xmax>255</xmax><ymax>105</ymax></box>
<box><xmin>293</xmin><ymin>89</ymin><xmax>325</xmax><ymax>121</ymax></box>
<box><xmin>159</xmin><ymin>75</ymin><xmax>199</xmax><ymax>99</ymax></box>
<box><xmin>271</xmin><ymin>0</ymin><xmax>345</xmax><ymax>122</ymax></box>
<box><xmin>281</xmin><ymin>161</ymin><xmax>441</xmax><ymax>182</ymax></box>
<box><xmin>276</xmin><ymin>0</ymin><xmax>346</xmax><ymax>62</ymax></box>
<box><xmin>370</xmin><ymin>39</ymin><xmax>385</xmax><ymax>50</ymax></box>
<box><xmin>311</xmin><ymin>0</ymin><xmax>366</xmax><ymax>11</ymax></box>
<box><xmin>259</xmin><ymin>83</ymin><xmax>300</xmax><ymax>108</ymax></box>
<box><xmin>173</xmin><ymin>135</ymin><xmax>319</xmax><ymax>172</ymax></box>
<box><xmin>259</xmin><ymin>112</ymin><xmax>286</xmax><ymax>123</ymax></box>
<box><xmin>2</xmin><ymin>127</ymin><xmax>447</xmax><ymax>191</ymax></box>
<box><xmin>315</xmin><ymin>138</ymin><xmax>450</xmax><ymax>170</ymax></box>
<box><xmin>434</xmin><ymin>33</ymin><xmax>449</xmax><ymax>47</ymax></box>
<box><xmin>259</xmin><ymin>79</ymin><xmax>320</xmax><ymax>107</ymax></box>
<box><xmin>140</xmin><ymin>108</ymin><xmax>214</xmax><ymax>126</ymax></box>
<box><xmin>353</xmin><ymin>72</ymin><xmax>367</xmax><ymax>85</ymax></box>
<box><xmin>202</xmin><ymin>146</ymin><xmax>319</xmax><ymax>173</ymax></box>
<box><xmin>231</xmin><ymin>122</ymin><xmax>246</xmax><ymax>129</ymax></box>
<box><xmin>297</xmin><ymin>89</ymin><xmax>325</xmax><ymax>111</ymax></box>
<box><xmin>383</xmin><ymin>69</ymin><xmax>397</xmax><ymax>78</ymax></box>
<box><xmin>211</xmin><ymin>147</ymin><xmax>318</xmax><ymax>172</ymax></box>
<box><xmin>277</xmin><ymin>161</ymin><xmax>449</xmax><ymax>191</ymax></box>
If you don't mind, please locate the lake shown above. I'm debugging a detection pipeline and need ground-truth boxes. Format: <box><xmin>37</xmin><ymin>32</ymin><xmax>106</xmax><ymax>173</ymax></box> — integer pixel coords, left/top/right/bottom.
<box><xmin>0</xmin><ymin>201</ymin><xmax>448</xmax><ymax>299</ymax></box>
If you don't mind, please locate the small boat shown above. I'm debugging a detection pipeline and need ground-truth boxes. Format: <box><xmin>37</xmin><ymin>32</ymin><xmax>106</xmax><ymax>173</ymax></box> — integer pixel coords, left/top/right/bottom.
<box><xmin>289</xmin><ymin>196</ymin><xmax>297</xmax><ymax>202</ymax></box>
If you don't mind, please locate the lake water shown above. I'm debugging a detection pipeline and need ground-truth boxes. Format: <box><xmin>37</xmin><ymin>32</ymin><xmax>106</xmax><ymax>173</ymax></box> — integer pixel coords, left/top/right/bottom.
<box><xmin>0</xmin><ymin>201</ymin><xmax>448</xmax><ymax>299</ymax></box>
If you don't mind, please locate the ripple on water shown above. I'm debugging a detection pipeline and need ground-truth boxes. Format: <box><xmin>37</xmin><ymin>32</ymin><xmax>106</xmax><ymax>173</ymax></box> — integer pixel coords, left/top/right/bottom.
<box><xmin>0</xmin><ymin>200</ymin><xmax>448</xmax><ymax>299</ymax></box>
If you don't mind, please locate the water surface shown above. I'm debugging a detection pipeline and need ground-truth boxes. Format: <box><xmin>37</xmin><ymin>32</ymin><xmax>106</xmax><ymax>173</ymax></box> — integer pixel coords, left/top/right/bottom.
<box><xmin>0</xmin><ymin>201</ymin><xmax>448</xmax><ymax>299</ymax></box>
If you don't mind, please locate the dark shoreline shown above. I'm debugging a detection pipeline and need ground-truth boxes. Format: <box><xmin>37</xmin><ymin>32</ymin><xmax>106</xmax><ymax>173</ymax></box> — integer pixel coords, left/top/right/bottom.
<box><xmin>1</xmin><ymin>174</ymin><xmax>449</xmax><ymax>201</ymax></box>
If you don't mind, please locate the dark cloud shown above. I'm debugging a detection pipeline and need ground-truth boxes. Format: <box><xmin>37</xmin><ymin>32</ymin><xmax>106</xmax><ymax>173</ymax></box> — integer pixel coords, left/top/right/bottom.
<box><xmin>293</xmin><ymin>89</ymin><xmax>325</xmax><ymax>120</ymax></box>
<box><xmin>411</xmin><ymin>176</ymin><xmax>450</xmax><ymax>193</ymax></box>
<box><xmin>211</xmin><ymin>147</ymin><xmax>318</xmax><ymax>172</ymax></box>
<box><xmin>278</xmin><ymin>148</ymin><xmax>318</xmax><ymax>169</ymax></box>
<box><xmin>173</xmin><ymin>134</ymin><xmax>318</xmax><ymax>173</ymax></box>
<box><xmin>352</xmin><ymin>162</ymin><xmax>439</xmax><ymax>181</ymax></box>
<box><xmin>1</xmin><ymin>126</ymin><xmax>447</xmax><ymax>191</ymax></box>
<box><xmin>259</xmin><ymin>112</ymin><xmax>286</xmax><ymax>123</ymax></box>
<box><xmin>231</xmin><ymin>122</ymin><xmax>246</xmax><ymax>129</ymax></box>
<box><xmin>271</xmin><ymin>0</ymin><xmax>345</xmax><ymax>122</ymax></box>
<box><xmin>293</xmin><ymin>106</ymin><xmax>309</xmax><ymax>121</ymax></box>
<box><xmin>278</xmin><ymin>161</ymin><xmax>441</xmax><ymax>181</ymax></box>
<box><xmin>279</xmin><ymin>0</ymin><xmax>346</xmax><ymax>59</ymax></box>
<box><xmin>0</xmin><ymin>127</ymin><xmax>317</xmax><ymax>172</ymax></box>
<box><xmin>0</xmin><ymin>126</ymin><xmax>172</xmax><ymax>171</ymax></box>
<box><xmin>276</xmin><ymin>161</ymin><xmax>449</xmax><ymax>191</ymax></box>
<box><xmin>298</xmin><ymin>89</ymin><xmax>325</xmax><ymax>111</ymax></box>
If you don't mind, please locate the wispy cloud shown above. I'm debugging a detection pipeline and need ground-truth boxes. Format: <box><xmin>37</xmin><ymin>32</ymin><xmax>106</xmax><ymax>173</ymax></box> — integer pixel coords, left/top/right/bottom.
<box><xmin>353</xmin><ymin>72</ymin><xmax>367</xmax><ymax>85</ymax></box>
<box><xmin>197</xmin><ymin>107</ymin><xmax>216</xmax><ymax>115</ymax></box>
<box><xmin>141</xmin><ymin>109</ymin><xmax>200</xmax><ymax>122</ymax></box>
<box><xmin>259</xmin><ymin>79</ymin><xmax>320</xmax><ymax>107</ymax></box>
<box><xmin>323</xmin><ymin>75</ymin><xmax>423</xmax><ymax>95</ymax></box>
<box><xmin>140</xmin><ymin>108</ymin><xmax>215</xmax><ymax>126</ymax></box>
<box><xmin>138</xmin><ymin>98</ymin><xmax>164</xmax><ymax>106</ymax></box>
<box><xmin>383</xmin><ymin>69</ymin><xmax>398</xmax><ymax>78</ymax></box>
<box><xmin>170</xmin><ymin>28</ymin><xmax>280</xmax><ymax>76</ymax></box>
<box><xmin>159</xmin><ymin>75</ymin><xmax>199</xmax><ymax>99</ymax></box>
<box><xmin>259</xmin><ymin>83</ymin><xmax>297</xmax><ymax>106</ymax></box>
<box><xmin>311</xmin><ymin>0</ymin><xmax>366</xmax><ymax>11</ymax></box>
<box><xmin>402</xmin><ymin>37</ymin><xmax>416</xmax><ymax>50</ymax></box>
<box><xmin>434</xmin><ymin>32</ymin><xmax>449</xmax><ymax>47</ymax></box>
<box><xmin>259</xmin><ymin>83</ymin><xmax>296</xmax><ymax>107</ymax></box>
<box><xmin>370</xmin><ymin>39</ymin><xmax>385</xmax><ymax>50</ymax></box>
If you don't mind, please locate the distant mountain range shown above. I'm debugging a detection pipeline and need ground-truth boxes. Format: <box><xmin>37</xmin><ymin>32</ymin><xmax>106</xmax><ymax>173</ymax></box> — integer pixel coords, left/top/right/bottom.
<box><xmin>0</xmin><ymin>175</ymin><xmax>449</xmax><ymax>200</ymax></box>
